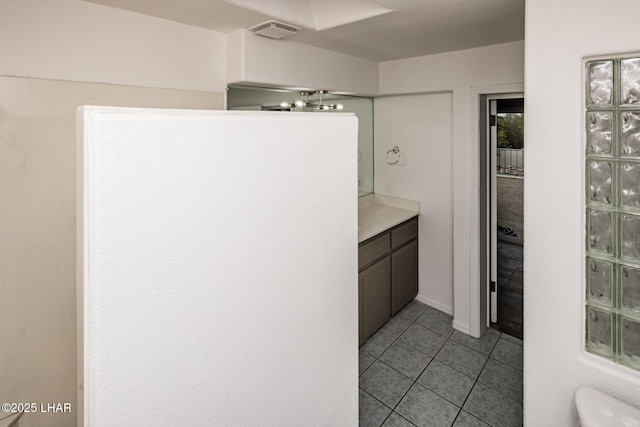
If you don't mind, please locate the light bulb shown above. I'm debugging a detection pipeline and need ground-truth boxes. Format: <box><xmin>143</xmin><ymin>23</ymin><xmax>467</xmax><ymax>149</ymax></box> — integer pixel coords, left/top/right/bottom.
<box><xmin>280</xmin><ymin>101</ymin><xmax>290</xmax><ymax>108</ymax></box>
<box><xmin>336</xmin><ymin>104</ymin><xmax>344</xmax><ymax>110</ymax></box>
<box><xmin>295</xmin><ymin>100</ymin><xmax>305</xmax><ymax>108</ymax></box>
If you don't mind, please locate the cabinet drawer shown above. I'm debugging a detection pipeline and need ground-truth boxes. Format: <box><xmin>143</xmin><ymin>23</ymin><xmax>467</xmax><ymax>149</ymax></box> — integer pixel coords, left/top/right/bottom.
<box><xmin>359</xmin><ymin>232</ymin><xmax>390</xmax><ymax>270</ymax></box>
<box><xmin>391</xmin><ymin>217</ymin><xmax>418</xmax><ymax>249</ymax></box>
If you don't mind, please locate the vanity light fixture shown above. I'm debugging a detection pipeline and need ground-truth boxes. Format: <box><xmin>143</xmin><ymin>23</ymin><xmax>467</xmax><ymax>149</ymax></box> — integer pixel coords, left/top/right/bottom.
<box><xmin>280</xmin><ymin>91</ymin><xmax>344</xmax><ymax>111</ymax></box>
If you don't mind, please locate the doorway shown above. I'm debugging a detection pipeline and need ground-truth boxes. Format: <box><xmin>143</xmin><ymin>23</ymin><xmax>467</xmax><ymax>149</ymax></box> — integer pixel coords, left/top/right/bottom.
<box><xmin>481</xmin><ymin>95</ymin><xmax>524</xmax><ymax>340</ymax></box>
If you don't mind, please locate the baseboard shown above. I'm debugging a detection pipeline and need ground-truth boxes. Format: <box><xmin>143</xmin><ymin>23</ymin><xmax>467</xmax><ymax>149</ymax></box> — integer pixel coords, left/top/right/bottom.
<box><xmin>452</xmin><ymin>320</ymin><xmax>471</xmax><ymax>335</ymax></box>
<box><xmin>414</xmin><ymin>295</ymin><xmax>453</xmax><ymax>316</ymax></box>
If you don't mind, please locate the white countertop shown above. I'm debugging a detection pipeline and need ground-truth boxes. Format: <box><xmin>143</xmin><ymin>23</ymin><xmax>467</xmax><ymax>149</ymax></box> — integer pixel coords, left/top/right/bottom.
<box><xmin>358</xmin><ymin>194</ymin><xmax>420</xmax><ymax>243</ymax></box>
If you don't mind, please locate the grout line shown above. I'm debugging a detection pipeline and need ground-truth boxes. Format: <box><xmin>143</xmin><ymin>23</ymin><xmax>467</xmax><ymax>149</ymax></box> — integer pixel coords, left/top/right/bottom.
<box><xmin>403</xmin><ymin>335</ymin><xmax>489</xmax><ymax>380</ymax></box>
<box><xmin>475</xmin><ymin>357</ymin><xmax>523</xmax><ymax>404</ymax></box>
<box><xmin>487</xmin><ymin>352</ymin><xmax>524</xmax><ymax>373</ymax></box>
<box><xmin>359</xmin><ymin>304</ymin><xmax>523</xmax><ymax>427</ymax></box>
<box><xmin>393</xmin><ymin>412</ymin><xmax>418</xmax><ymax>427</ymax></box>
<box><xmin>369</xmin><ymin>310</ymin><xmax>425</xmax><ymax>426</ymax></box>
<box><xmin>451</xmin><ymin>336</ymin><xmax>503</xmax><ymax>426</ymax></box>
<box><xmin>376</xmin><ymin>313</ymin><xmax>466</xmax><ymax>421</ymax></box>
<box><xmin>410</xmin><ymin>327</ymin><xmax>466</xmax><ymax>419</ymax></box>
<box><xmin>383</xmin><ymin>313</ymin><xmax>431</xmax><ymax>421</ymax></box>
<box><xmin>359</xmin><ymin>387</ymin><xmax>396</xmax><ymax>424</ymax></box>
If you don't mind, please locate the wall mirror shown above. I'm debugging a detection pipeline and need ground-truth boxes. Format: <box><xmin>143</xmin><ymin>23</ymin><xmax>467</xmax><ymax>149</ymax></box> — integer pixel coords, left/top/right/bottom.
<box><xmin>227</xmin><ymin>86</ymin><xmax>373</xmax><ymax>196</ymax></box>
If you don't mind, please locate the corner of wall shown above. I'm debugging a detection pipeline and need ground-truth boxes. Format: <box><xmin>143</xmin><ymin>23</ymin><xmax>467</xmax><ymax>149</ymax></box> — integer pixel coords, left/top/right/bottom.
<box><xmin>232</xmin><ymin>29</ymin><xmax>379</xmax><ymax>95</ymax></box>
<box><xmin>0</xmin><ymin>0</ymin><xmax>227</xmax><ymax>92</ymax></box>
<box><xmin>226</xmin><ymin>29</ymin><xmax>246</xmax><ymax>85</ymax></box>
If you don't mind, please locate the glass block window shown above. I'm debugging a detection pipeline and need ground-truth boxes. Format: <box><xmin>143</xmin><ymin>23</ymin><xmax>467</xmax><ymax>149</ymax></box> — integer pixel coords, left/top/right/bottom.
<box><xmin>586</xmin><ymin>54</ymin><xmax>640</xmax><ymax>371</ymax></box>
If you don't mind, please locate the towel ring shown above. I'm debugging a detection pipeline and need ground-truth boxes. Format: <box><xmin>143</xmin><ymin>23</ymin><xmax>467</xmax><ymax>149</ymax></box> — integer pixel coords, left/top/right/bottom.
<box><xmin>385</xmin><ymin>146</ymin><xmax>401</xmax><ymax>165</ymax></box>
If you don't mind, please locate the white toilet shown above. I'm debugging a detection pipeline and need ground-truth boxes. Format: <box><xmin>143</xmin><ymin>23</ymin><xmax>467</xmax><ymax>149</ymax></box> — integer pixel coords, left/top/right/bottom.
<box><xmin>575</xmin><ymin>386</ymin><xmax>640</xmax><ymax>427</ymax></box>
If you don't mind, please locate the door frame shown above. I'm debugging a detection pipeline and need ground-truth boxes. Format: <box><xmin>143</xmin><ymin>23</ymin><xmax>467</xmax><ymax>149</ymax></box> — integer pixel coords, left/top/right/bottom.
<box><xmin>468</xmin><ymin>84</ymin><xmax>524</xmax><ymax>338</ymax></box>
<box><xmin>483</xmin><ymin>94</ymin><xmax>525</xmax><ymax>326</ymax></box>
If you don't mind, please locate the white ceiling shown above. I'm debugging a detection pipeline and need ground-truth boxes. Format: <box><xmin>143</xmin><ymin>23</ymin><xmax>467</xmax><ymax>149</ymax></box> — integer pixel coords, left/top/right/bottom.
<box><xmin>83</xmin><ymin>0</ymin><xmax>525</xmax><ymax>61</ymax></box>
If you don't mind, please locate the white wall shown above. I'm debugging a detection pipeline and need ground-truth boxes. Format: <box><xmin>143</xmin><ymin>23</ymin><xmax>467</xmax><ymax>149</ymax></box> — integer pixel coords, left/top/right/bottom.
<box><xmin>78</xmin><ymin>107</ymin><xmax>358</xmax><ymax>426</ymax></box>
<box><xmin>0</xmin><ymin>0</ymin><xmax>226</xmax><ymax>92</ymax></box>
<box><xmin>525</xmin><ymin>1</ymin><xmax>640</xmax><ymax>425</ymax></box>
<box><xmin>378</xmin><ymin>42</ymin><xmax>524</xmax><ymax>333</ymax></box>
<box><xmin>374</xmin><ymin>93</ymin><xmax>454</xmax><ymax>313</ymax></box>
<box><xmin>0</xmin><ymin>77</ymin><xmax>222</xmax><ymax>427</ymax></box>
<box><xmin>0</xmin><ymin>3</ymin><xmax>227</xmax><ymax>427</ymax></box>
<box><xmin>227</xmin><ymin>29</ymin><xmax>379</xmax><ymax>95</ymax></box>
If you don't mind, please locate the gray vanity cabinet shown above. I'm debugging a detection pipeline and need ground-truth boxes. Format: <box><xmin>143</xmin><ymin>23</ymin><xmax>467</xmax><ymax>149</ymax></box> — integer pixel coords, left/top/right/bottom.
<box><xmin>359</xmin><ymin>257</ymin><xmax>391</xmax><ymax>346</ymax></box>
<box><xmin>358</xmin><ymin>232</ymin><xmax>391</xmax><ymax>346</ymax></box>
<box><xmin>391</xmin><ymin>240</ymin><xmax>418</xmax><ymax>316</ymax></box>
<box><xmin>358</xmin><ymin>216</ymin><xmax>418</xmax><ymax>345</ymax></box>
<box><xmin>391</xmin><ymin>219</ymin><xmax>418</xmax><ymax>316</ymax></box>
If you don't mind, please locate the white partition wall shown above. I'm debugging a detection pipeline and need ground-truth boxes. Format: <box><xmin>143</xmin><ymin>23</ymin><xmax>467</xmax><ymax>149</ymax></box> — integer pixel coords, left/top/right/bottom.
<box><xmin>77</xmin><ymin>107</ymin><xmax>358</xmax><ymax>426</ymax></box>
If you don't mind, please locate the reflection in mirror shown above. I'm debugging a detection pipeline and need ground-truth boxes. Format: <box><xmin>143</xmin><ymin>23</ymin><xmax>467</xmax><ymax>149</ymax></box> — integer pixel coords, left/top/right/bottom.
<box><xmin>227</xmin><ymin>86</ymin><xmax>373</xmax><ymax>196</ymax></box>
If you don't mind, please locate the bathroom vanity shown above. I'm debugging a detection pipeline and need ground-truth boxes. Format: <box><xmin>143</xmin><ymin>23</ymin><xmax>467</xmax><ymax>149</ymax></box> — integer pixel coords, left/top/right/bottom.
<box><xmin>358</xmin><ymin>195</ymin><xmax>419</xmax><ymax>345</ymax></box>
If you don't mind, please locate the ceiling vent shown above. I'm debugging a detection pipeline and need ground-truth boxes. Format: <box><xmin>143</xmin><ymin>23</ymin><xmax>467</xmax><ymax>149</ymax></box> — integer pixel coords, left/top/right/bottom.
<box><xmin>248</xmin><ymin>20</ymin><xmax>301</xmax><ymax>39</ymax></box>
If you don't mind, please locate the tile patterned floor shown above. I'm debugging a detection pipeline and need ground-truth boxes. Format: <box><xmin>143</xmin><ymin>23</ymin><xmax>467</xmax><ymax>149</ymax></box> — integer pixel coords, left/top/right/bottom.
<box><xmin>496</xmin><ymin>240</ymin><xmax>523</xmax><ymax>340</ymax></box>
<box><xmin>359</xmin><ymin>301</ymin><xmax>523</xmax><ymax>427</ymax></box>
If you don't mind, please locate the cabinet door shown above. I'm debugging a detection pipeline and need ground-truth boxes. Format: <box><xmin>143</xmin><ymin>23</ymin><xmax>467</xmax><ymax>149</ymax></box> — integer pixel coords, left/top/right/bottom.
<box><xmin>391</xmin><ymin>240</ymin><xmax>418</xmax><ymax>316</ymax></box>
<box><xmin>359</xmin><ymin>257</ymin><xmax>391</xmax><ymax>342</ymax></box>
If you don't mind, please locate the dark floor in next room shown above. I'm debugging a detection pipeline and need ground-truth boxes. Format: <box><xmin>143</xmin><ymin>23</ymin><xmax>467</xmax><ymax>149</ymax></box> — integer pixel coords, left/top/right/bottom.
<box><xmin>496</xmin><ymin>240</ymin><xmax>524</xmax><ymax>340</ymax></box>
<box><xmin>359</xmin><ymin>301</ymin><xmax>523</xmax><ymax>427</ymax></box>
